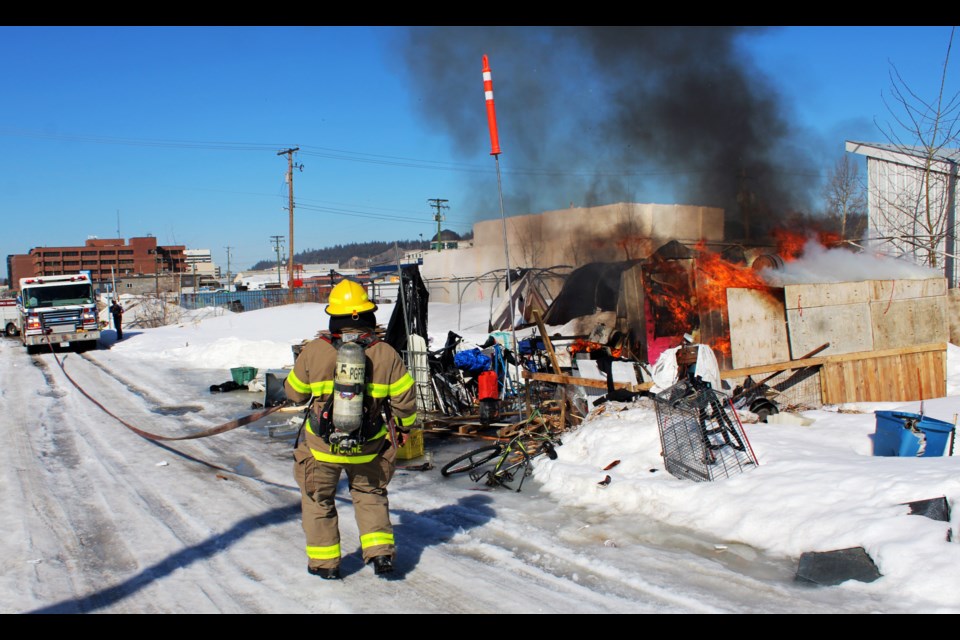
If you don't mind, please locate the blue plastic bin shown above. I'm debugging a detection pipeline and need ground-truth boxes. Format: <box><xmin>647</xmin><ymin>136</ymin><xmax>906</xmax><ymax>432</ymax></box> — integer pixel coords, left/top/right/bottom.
<box><xmin>873</xmin><ymin>411</ymin><xmax>955</xmax><ymax>458</ymax></box>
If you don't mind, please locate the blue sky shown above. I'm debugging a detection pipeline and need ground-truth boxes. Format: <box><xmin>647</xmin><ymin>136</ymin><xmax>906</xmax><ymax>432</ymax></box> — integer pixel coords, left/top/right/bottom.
<box><xmin>2</xmin><ymin>26</ymin><xmax>958</xmax><ymax>280</ymax></box>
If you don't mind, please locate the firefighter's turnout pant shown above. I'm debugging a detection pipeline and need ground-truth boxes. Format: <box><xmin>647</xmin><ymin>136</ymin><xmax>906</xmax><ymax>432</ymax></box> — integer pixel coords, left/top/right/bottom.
<box><xmin>293</xmin><ymin>438</ymin><xmax>397</xmax><ymax>571</ymax></box>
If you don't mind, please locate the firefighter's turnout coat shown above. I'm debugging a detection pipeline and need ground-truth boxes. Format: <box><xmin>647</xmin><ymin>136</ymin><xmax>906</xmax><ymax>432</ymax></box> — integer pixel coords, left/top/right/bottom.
<box><xmin>285</xmin><ymin>330</ymin><xmax>417</xmax><ymax>570</ymax></box>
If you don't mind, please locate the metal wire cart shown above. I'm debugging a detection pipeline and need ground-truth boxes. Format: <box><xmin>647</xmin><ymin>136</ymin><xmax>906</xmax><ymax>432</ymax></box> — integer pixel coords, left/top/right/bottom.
<box><xmin>653</xmin><ymin>375</ymin><xmax>758</xmax><ymax>483</ymax></box>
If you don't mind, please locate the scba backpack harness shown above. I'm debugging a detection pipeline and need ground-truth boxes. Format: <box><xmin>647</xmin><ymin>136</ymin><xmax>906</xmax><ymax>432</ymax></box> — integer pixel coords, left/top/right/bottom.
<box><xmin>306</xmin><ymin>332</ymin><xmax>392</xmax><ymax>450</ymax></box>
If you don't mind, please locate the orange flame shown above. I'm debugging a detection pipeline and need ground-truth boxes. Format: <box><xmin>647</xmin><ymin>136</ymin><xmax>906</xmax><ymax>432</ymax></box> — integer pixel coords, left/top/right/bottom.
<box><xmin>772</xmin><ymin>228</ymin><xmax>843</xmax><ymax>261</ymax></box>
<box><xmin>693</xmin><ymin>242</ymin><xmax>767</xmax><ymax>309</ymax></box>
<box><xmin>645</xmin><ymin>242</ymin><xmax>774</xmax><ymax>358</ymax></box>
<box><xmin>568</xmin><ymin>339</ymin><xmax>622</xmax><ymax>359</ymax></box>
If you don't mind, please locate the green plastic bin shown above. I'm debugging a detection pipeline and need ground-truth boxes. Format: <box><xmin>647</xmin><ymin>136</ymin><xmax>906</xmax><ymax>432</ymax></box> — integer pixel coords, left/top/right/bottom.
<box><xmin>231</xmin><ymin>366</ymin><xmax>258</xmax><ymax>385</ymax></box>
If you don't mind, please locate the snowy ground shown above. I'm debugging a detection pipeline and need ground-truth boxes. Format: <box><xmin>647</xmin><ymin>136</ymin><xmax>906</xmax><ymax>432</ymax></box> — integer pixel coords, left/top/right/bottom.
<box><xmin>1</xmin><ymin>300</ymin><xmax>958</xmax><ymax>614</ymax></box>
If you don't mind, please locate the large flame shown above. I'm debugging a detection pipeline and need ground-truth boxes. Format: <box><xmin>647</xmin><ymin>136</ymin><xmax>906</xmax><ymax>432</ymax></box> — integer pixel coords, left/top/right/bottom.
<box><xmin>644</xmin><ymin>241</ymin><xmax>773</xmax><ymax>358</ymax></box>
<box><xmin>693</xmin><ymin>242</ymin><xmax>767</xmax><ymax>309</ymax></box>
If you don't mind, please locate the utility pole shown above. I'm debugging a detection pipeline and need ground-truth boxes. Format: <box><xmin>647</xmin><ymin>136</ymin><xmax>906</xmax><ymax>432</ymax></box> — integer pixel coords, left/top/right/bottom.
<box><xmin>278</xmin><ymin>147</ymin><xmax>300</xmax><ymax>302</ymax></box>
<box><xmin>224</xmin><ymin>246</ymin><xmax>232</xmax><ymax>291</ymax></box>
<box><xmin>428</xmin><ymin>198</ymin><xmax>449</xmax><ymax>252</ymax></box>
<box><xmin>270</xmin><ymin>235</ymin><xmax>285</xmax><ymax>289</ymax></box>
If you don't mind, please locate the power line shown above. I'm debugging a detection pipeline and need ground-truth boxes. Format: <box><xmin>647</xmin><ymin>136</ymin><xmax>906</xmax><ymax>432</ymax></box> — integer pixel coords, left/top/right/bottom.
<box><xmin>293</xmin><ymin>201</ymin><xmax>472</xmax><ymax>230</ymax></box>
<box><xmin>0</xmin><ymin>128</ymin><xmax>831</xmax><ymax>180</ymax></box>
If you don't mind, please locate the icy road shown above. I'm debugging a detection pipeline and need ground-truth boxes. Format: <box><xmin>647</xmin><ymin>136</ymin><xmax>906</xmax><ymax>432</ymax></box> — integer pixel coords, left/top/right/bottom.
<box><xmin>0</xmin><ymin>337</ymin><xmax>923</xmax><ymax>614</ymax></box>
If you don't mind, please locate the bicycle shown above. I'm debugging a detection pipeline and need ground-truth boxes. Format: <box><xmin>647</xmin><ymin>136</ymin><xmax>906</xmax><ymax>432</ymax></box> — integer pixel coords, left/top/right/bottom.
<box><xmin>439</xmin><ymin>416</ymin><xmax>562</xmax><ymax>492</ymax></box>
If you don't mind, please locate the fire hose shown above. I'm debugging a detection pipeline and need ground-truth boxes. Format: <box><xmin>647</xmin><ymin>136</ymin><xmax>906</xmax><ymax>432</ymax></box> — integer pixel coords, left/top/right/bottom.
<box><xmin>40</xmin><ymin>330</ymin><xmax>283</xmax><ymax>443</ymax></box>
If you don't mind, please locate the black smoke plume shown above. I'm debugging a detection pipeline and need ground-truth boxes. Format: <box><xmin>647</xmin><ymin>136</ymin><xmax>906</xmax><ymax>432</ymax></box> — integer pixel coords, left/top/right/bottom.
<box><xmin>392</xmin><ymin>26</ymin><xmax>819</xmax><ymax>242</ymax></box>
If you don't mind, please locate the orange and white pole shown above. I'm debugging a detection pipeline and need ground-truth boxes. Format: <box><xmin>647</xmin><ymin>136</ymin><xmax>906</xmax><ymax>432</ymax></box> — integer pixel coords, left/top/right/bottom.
<box><xmin>482</xmin><ymin>54</ymin><xmax>519</xmax><ymax>403</ymax></box>
<box><xmin>482</xmin><ymin>54</ymin><xmax>501</xmax><ymax>156</ymax></box>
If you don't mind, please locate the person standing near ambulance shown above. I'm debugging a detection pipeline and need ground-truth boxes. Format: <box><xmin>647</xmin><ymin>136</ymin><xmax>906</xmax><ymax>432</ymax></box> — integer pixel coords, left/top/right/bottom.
<box><xmin>285</xmin><ymin>279</ymin><xmax>417</xmax><ymax>580</ymax></box>
<box><xmin>110</xmin><ymin>299</ymin><xmax>124</xmax><ymax>340</ymax></box>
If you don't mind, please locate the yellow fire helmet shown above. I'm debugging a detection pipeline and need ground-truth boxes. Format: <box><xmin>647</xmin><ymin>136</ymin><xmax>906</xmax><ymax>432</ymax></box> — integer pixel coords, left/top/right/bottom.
<box><xmin>325</xmin><ymin>279</ymin><xmax>378</xmax><ymax>318</ymax></box>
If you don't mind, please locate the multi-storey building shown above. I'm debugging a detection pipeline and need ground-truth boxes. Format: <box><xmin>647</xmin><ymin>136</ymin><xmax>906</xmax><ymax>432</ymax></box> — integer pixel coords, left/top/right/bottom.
<box><xmin>183</xmin><ymin>249</ymin><xmax>220</xmax><ymax>277</ymax></box>
<box><xmin>7</xmin><ymin>237</ymin><xmax>185</xmax><ymax>290</ymax></box>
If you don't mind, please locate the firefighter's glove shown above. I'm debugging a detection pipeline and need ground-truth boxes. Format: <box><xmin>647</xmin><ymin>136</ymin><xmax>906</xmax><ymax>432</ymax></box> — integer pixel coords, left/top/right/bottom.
<box><xmin>393</xmin><ymin>418</ymin><xmax>408</xmax><ymax>447</ymax></box>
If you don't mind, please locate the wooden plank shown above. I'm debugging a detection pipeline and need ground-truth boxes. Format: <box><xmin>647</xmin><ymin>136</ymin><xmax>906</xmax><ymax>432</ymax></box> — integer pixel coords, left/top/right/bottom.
<box><xmin>786</xmin><ymin>303</ymin><xmax>874</xmax><ymax>357</ymax></box>
<box><xmin>864</xmin><ymin>355</ymin><xmax>883</xmax><ymax>402</ymax></box>
<box><xmin>820</xmin><ymin>361</ymin><xmax>842</xmax><ymax>404</ymax></box>
<box><xmin>915</xmin><ymin>350</ymin><xmax>947</xmax><ymax>400</ymax></box>
<box><xmin>727</xmin><ymin>287</ymin><xmax>789</xmax><ymax>369</ymax></box>
<box><xmin>783</xmin><ymin>281</ymin><xmax>870</xmax><ymax>309</ymax></box>
<box><xmin>522</xmin><ymin>369</ymin><xmax>648</xmax><ymax>391</ymax></box>
<box><xmin>532</xmin><ymin>309</ymin><xmax>562</xmax><ymax>375</ymax></box>
<box><xmin>870</xmin><ymin>296</ymin><xmax>948</xmax><ymax>350</ymax></box>
<box><xmin>719</xmin><ymin>342</ymin><xmax>944</xmax><ymax>379</ymax></box>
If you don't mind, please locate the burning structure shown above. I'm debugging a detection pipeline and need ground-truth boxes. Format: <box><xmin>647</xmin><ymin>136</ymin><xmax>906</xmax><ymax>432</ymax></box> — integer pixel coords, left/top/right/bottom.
<box><xmin>534</xmin><ymin>228</ymin><xmax>948</xmax><ymax>406</ymax></box>
<box><xmin>621</xmin><ymin>232</ymin><xmax>948</xmax><ymax>404</ymax></box>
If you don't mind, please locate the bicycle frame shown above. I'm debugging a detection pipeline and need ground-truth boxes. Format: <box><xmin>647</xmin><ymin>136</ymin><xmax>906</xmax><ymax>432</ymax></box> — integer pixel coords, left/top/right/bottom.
<box><xmin>440</xmin><ymin>421</ymin><xmax>561</xmax><ymax>492</ymax></box>
<box><xmin>470</xmin><ymin>436</ymin><xmax>537</xmax><ymax>491</ymax></box>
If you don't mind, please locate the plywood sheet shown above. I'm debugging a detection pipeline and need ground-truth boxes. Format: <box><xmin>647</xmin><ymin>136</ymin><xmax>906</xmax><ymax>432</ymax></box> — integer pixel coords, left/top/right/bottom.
<box><xmin>869</xmin><ymin>277</ymin><xmax>947</xmax><ymax>301</ymax></box>
<box><xmin>783</xmin><ymin>281</ymin><xmax>870</xmax><ymax>310</ymax></box>
<box><xmin>870</xmin><ymin>296</ymin><xmax>949</xmax><ymax>350</ymax></box>
<box><xmin>727</xmin><ymin>287</ymin><xmax>790</xmax><ymax>369</ymax></box>
<box><xmin>786</xmin><ymin>303</ymin><xmax>874</xmax><ymax>357</ymax></box>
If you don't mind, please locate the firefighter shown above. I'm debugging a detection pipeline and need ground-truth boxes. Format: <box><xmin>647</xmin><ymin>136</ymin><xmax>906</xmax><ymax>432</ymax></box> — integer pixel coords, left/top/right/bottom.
<box><xmin>284</xmin><ymin>279</ymin><xmax>417</xmax><ymax>580</ymax></box>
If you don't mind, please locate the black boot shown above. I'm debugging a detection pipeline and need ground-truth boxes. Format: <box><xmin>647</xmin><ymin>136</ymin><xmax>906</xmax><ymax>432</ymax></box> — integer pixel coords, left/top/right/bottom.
<box><xmin>308</xmin><ymin>565</ymin><xmax>341</xmax><ymax>580</ymax></box>
<box><xmin>371</xmin><ymin>556</ymin><xmax>393</xmax><ymax>576</ymax></box>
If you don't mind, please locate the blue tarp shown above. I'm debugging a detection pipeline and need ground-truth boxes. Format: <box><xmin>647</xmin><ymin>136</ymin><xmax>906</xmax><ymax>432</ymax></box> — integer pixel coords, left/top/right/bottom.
<box><xmin>454</xmin><ymin>348</ymin><xmax>492</xmax><ymax>375</ymax></box>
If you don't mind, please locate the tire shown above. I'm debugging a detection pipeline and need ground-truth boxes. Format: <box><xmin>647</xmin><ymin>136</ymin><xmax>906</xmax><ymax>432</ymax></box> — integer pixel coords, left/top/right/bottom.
<box><xmin>5</xmin><ymin>322</ymin><xmax>18</xmax><ymax>337</ymax></box>
<box><xmin>749</xmin><ymin>398</ymin><xmax>779</xmax><ymax>423</ymax></box>
<box><xmin>440</xmin><ymin>444</ymin><xmax>503</xmax><ymax>477</ymax></box>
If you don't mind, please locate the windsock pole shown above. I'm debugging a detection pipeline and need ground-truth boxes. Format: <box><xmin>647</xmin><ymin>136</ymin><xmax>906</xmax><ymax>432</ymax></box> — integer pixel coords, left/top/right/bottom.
<box><xmin>483</xmin><ymin>55</ymin><xmax>501</xmax><ymax>155</ymax></box>
<box><xmin>483</xmin><ymin>55</ymin><xmax>519</xmax><ymax>378</ymax></box>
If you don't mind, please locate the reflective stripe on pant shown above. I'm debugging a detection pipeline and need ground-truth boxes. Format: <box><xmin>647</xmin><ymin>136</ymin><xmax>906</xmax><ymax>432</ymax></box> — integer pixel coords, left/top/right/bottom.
<box><xmin>293</xmin><ymin>439</ymin><xmax>397</xmax><ymax>570</ymax></box>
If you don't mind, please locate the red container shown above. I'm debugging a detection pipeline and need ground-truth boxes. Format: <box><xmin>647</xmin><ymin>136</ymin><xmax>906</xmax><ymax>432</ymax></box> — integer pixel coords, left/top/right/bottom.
<box><xmin>478</xmin><ymin>370</ymin><xmax>499</xmax><ymax>400</ymax></box>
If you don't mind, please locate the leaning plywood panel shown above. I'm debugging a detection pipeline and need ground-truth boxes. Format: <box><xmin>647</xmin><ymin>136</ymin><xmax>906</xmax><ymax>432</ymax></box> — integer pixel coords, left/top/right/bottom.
<box><xmin>870</xmin><ymin>296</ymin><xmax>948</xmax><ymax>351</ymax></box>
<box><xmin>786</xmin><ymin>303</ymin><xmax>874</xmax><ymax>357</ymax></box>
<box><xmin>727</xmin><ymin>287</ymin><xmax>790</xmax><ymax>369</ymax></box>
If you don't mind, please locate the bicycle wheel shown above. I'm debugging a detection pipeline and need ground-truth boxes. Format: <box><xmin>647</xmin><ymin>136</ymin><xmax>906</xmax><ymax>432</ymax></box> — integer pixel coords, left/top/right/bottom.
<box><xmin>440</xmin><ymin>444</ymin><xmax>504</xmax><ymax>477</ymax></box>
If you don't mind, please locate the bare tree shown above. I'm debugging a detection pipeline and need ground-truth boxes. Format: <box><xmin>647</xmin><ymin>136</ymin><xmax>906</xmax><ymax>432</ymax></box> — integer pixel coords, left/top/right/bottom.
<box><xmin>823</xmin><ymin>155</ymin><xmax>868</xmax><ymax>240</ymax></box>
<box><xmin>873</xmin><ymin>27</ymin><xmax>960</xmax><ymax>275</ymax></box>
<box><xmin>511</xmin><ymin>216</ymin><xmax>546</xmax><ymax>268</ymax></box>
